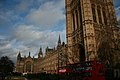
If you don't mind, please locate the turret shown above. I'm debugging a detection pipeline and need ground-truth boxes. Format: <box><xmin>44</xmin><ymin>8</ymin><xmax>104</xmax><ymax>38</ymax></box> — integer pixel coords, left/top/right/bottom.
<box><xmin>38</xmin><ymin>47</ymin><xmax>43</xmax><ymax>58</ymax></box>
<box><xmin>28</xmin><ymin>51</ymin><xmax>31</xmax><ymax>57</ymax></box>
<box><xmin>62</xmin><ymin>42</ymin><xmax>65</xmax><ymax>47</ymax></box>
<box><xmin>57</xmin><ymin>34</ymin><xmax>61</xmax><ymax>49</ymax></box>
<box><xmin>17</xmin><ymin>51</ymin><xmax>21</xmax><ymax>60</ymax></box>
<box><xmin>46</xmin><ymin>46</ymin><xmax>48</xmax><ymax>52</ymax></box>
<box><xmin>58</xmin><ymin>34</ymin><xmax>61</xmax><ymax>44</ymax></box>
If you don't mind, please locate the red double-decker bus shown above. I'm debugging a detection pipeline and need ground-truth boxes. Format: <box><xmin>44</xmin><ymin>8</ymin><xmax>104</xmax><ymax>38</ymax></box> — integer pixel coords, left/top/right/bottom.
<box><xmin>58</xmin><ymin>60</ymin><xmax>106</xmax><ymax>80</ymax></box>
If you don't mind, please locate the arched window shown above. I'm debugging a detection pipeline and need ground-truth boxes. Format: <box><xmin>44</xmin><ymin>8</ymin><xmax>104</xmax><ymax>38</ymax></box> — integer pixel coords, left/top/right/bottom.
<box><xmin>26</xmin><ymin>61</ymin><xmax>32</xmax><ymax>72</ymax></box>
<box><xmin>91</xmin><ymin>4</ymin><xmax>97</xmax><ymax>23</ymax></box>
<box><xmin>97</xmin><ymin>5</ymin><xmax>102</xmax><ymax>24</ymax></box>
<box><xmin>72</xmin><ymin>13</ymin><xmax>75</xmax><ymax>31</ymax></box>
<box><xmin>75</xmin><ymin>9</ymin><xmax>79</xmax><ymax>29</ymax></box>
<box><xmin>102</xmin><ymin>8</ymin><xmax>107</xmax><ymax>25</ymax></box>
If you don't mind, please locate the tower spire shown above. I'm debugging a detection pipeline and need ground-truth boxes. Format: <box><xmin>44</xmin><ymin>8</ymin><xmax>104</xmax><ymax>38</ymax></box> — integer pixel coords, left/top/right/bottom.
<box><xmin>38</xmin><ymin>47</ymin><xmax>43</xmax><ymax>58</ymax></box>
<box><xmin>17</xmin><ymin>51</ymin><xmax>21</xmax><ymax>60</ymax></box>
<box><xmin>58</xmin><ymin>34</ymin><xmax>61</xmax><ymax>44</ymax></box>
<box><xmin>57</xmin><ymin>34</ymin><xmax>61</xmax><ymax>49</ymax></box>
<box><xmin>29</xmin><ymin>51</ymin><xmax>31</xmax><ymax>57</ymax></box>
<box><xmin>18</xmin><ymin>51</ymin><xmax>21</xmax><ymax>57</ymax></box>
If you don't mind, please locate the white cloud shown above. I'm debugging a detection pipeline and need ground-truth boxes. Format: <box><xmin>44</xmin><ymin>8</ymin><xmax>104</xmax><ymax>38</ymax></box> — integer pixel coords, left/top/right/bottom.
<box><xmin>12</xmin><ymin>24</ymin><xmax>66</xmax><ymax>55</ymax></box>
<box><xmin>0</xmin><ymin>35</ymin><xmax>7</xmax><ymax>39</ymax></box>
<box><xmin>26</xmin><ymin>0</ymin><xmax>65</xmax><ymax>30</ymax></box>
<box><xmin>0</xmin><ymin>0</ymin><xmax>66</xmax><ymax>63</ymax></box>
<box><xmin>117</xmin><ymin>17</ymin><xmax>120</xmax><ymax>21</ymax></box>
<box><xmin>0</xmin><ymin>40</ymin><xmax>10</xmax><ymax>51</ymax></box>
<box><xmin>0</xmin><ymin>39</ymin><xmax>17</xmax><ymax>63</ymax></box>
<box><xmin>15</xmin><ymin>0</ymin><xmax>34</xmax><ymax>12</ymax></box>
<box><xmin>115</xmin><ymin>6</ymin><xmax>120</xmax><ymax>21</ymax></box>
<box><xmin>13</xmin><ymin>25</ymin><xmax>40</xmax><ymax>41</ymax></box>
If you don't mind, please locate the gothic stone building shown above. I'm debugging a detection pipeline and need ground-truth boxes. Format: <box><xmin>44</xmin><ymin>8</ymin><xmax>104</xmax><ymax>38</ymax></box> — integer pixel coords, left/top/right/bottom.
<box><xmin>65</xmin><ymin>0</ymin><xmax>120</xmax><ymax>66</ymax></box>
<box><xmin>16</xmin><ymin>0</ymin><xmax>120</xmax><ymax>74</ymax></box>
<box><xmin>16</xmin><ymin>36</ymin><xmax>67</xmax><ymax>74</ymax></box>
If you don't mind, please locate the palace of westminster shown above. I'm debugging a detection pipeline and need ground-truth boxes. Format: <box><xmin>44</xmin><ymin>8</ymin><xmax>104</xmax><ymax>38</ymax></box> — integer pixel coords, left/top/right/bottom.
<box><xmin>16</xmin><ymin>0</ymin><xmax>120</xmax><ymax>74</ymax></box>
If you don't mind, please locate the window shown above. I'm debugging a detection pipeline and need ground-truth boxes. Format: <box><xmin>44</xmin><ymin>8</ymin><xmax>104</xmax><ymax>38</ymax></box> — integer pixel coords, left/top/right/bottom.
<box><xmin>26</xmin><ymin>61</ymin><xmax>32</xmax><ymax>72</ymax></box>
<box><xmin>92</xmin><ymin>4</ymin><xmax>97</xmax><ymax>23</ymax></box>
<box><xmin>102</xmin><ymin>8</ymin><xmax>107</xmax><ymax>25</ymax></box>
<box><xmin>97</xmin><ymin>6</ymin><xmax>102</xmax><ymax>24</ymax></box>
<box><xmin>72</xmin><ymin>13</ymin><xmax>75</xmax><ymax>31</ymax></box>
<box><xmin>75</xmin><ymin>10</ymin><xmax>79</xmax><ymax>28</ymax></box>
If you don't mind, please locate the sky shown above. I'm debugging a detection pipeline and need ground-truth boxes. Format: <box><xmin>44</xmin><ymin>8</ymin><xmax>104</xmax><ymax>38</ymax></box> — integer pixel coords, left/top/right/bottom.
<box><xmin>0</xmin><ymin>0</ymin><xmax>120</xmax><ymax>63</ymax></box>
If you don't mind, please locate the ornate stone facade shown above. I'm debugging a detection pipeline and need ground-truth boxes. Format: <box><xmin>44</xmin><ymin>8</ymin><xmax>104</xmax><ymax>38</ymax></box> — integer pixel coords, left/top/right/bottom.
<box><xmin>65</xmin><ymin>0</ymin><xmax>120</xmax><ymax>65</ymax></box>
<box><xmin>16</xmin><ymin>51</ymin><xmax>42</xmax><ymax>73</ymax></box>
<box><xmin>16</xmin><ymin>36</ymin><xmax>67</xmax><ymax>74</ymax></box>
<box><xmin>16</xmin><ymin>0</ymin><xmax>120</xmax><ymax>74</ymax></box>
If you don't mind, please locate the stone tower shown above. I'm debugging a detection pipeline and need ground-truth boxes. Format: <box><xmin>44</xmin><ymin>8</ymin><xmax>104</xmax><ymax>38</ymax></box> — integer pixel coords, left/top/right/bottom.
<box><xmin>65</xmin><ymin>0</ymin><xmax>119</xmax><ymax>64</ymax></box>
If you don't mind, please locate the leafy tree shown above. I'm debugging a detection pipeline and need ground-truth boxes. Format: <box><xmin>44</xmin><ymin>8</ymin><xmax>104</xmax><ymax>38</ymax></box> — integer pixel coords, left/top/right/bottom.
<box><xmin>0</xmin><ymin>56</ymin><xmax>14</xmax><ymax>73</ymax></box>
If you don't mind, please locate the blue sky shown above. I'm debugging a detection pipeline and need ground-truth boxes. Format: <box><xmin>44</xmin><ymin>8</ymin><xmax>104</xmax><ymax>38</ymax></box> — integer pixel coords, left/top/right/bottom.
<box><xmin>0</xmin><ymin>0</ymin><xmax>120</xmax><ymax>62</ymax></box>
<box><xmin>0</xmin><ymin>0</ymin><xmax>66</xmax><ymax>62</ymax></box>
<box><xmin>114</xmin><ymin>0</ymin><xmax>120</xmax><ymax>21</ymax></box>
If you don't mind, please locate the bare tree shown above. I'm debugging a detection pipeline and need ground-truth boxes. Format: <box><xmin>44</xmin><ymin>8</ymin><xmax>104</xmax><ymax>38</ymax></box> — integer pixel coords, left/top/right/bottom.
<box><xmin>97</xmin><ymin>25</ymin><xmax>120</xmax><ymax>68</ymax></box>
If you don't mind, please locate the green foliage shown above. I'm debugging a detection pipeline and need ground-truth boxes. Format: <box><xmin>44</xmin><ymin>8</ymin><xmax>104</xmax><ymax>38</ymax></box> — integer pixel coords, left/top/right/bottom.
<box><xmin>0</xmin><ymin>56</ymin><xmax>14</xmax><ymax>73</ymax></box>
